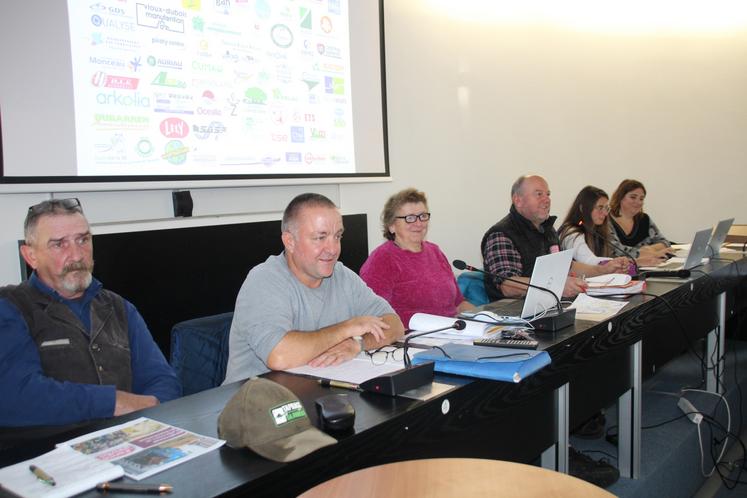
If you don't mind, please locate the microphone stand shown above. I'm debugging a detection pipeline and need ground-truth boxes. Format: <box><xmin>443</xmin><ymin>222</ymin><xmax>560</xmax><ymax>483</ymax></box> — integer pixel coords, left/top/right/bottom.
<box><xmin>402</xmin><ymin>320</ymin><xmax>466</xmax><ymax>367</ymax></box>
<box><xmin>453</xmin><ymin>260</ymin><xmax>575</xmax><ymax>332</ymax></box>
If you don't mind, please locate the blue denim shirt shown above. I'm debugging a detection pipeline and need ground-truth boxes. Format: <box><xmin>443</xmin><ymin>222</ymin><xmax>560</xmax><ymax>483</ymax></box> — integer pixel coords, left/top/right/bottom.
<box><xmin>0</xmin><ymin>273</ymin><xmax>181</xmax><ymax>427</ymax></box>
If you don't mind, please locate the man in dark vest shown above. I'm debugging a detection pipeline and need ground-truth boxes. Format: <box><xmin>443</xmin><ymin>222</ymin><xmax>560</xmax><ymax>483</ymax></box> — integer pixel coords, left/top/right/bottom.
<box><xmin>0</xmin><ymin>198</ymin><xmax>181</xmax><ymax>430</ymax></box>
<box><xmin>482</xmin><ymin>175</ymin><xmax>620</xmax><ymax>488</ymax></box>
<box><xmin>481</xmin><ymin>175</ymin><xmax>589</xmax><ymax>301</ymax></box>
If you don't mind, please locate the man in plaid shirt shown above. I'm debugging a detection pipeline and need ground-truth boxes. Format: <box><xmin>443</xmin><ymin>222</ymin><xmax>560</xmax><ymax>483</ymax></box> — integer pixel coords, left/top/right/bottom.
<box><xmin>480</xmin><ymin>175</ymin><xmax>589</xmax><ymax>301</ymax></box>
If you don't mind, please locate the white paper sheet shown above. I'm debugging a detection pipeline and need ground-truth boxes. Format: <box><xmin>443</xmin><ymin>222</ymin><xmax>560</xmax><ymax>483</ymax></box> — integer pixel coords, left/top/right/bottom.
<box><xmin>0</xmin><ymin>446</ymin><xmax>123</xmax><ymax>498</ymax></box>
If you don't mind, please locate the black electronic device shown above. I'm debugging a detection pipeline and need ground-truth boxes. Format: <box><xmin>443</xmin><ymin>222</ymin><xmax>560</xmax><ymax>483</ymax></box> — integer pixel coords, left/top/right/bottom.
<box><xmin>358</xmin><ymin>362</ymin><xmax>435</xmax><ymax>396</ymax></box>
<box><xmin>473</xmin><ymin>336</ymin><xmax>539</xmax><ymax>350</ymax></box>
<box><xmin>640</xmin><ymin>269</ymin><xmax>692</xmax><ymax>279</ymax></box>
<box><xmin>315</xmin><ymin>394</ymin><xmax>355</xmax><ymax>432</ymax></box>
<box><xmin>358</xmin><ymin>320</ymin><xmax>466</xmax><ymax>396</ymax></box>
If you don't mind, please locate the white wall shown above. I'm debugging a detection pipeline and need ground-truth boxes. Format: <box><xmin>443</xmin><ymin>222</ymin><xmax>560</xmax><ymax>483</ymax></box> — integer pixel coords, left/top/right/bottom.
<box><xmin>1</xmin><ymin>0</ymin><xmax>746</xmax><ymax>286</ymax></box>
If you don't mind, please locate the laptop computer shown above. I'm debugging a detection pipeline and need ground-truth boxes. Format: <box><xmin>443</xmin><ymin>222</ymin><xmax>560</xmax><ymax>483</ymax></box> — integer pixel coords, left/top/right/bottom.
<box><xmin>482</xmin><ymin>249</ymin><xmax>573</xmax><ymax>319</ymax></box>
<box><xmin>644</xmin><ymin>228</ymin><xmax>712</xmax><ymax>272</ymax></box>
<box><xmin>707</xmin><ymin>218</ymin><xmax>734</xmax><ymax>258</ymax></box>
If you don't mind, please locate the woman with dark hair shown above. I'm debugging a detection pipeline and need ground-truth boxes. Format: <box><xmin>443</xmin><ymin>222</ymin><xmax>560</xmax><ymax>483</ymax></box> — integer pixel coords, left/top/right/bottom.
<box><xmin>360</xmin><ymin>188</ymin><xmax>474</xmax><ymax>326</ymax></box>
<box><xmin>558</xmin><ymin>186</ymin><xmax>630</xmax><ymax>274</ymax></box>
<box><xmin>609</xmin><ymin>179</ymin><xmax>670</xmax><ymax>266</ymax></box>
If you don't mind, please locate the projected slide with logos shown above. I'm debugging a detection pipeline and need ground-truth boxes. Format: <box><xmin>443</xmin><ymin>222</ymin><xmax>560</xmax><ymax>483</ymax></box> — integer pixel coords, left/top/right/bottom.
<box><xmin>0</xmin><ymin>0</ymin><xmax>387</xmax><ymax>183</ymax></box>
<box><xmin>69</xmin><ymin>0</ymin><xmax>354</xmax><ymax>176</ymax></box>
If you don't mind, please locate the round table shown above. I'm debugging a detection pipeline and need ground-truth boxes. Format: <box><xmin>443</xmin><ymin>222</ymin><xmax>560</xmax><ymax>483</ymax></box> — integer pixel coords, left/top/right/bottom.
<box><xmin>298</xmin><ymin>458</ymin><xmax>615</xmax><ymax>498</ymax></box>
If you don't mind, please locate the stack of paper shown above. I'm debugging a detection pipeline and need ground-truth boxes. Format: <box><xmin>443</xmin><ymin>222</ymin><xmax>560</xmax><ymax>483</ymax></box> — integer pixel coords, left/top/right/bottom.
<box><xmin>570</xmin><ymin>293</ymin><xmax>629</xmax><ymax>321</ymax></box>
<box><xmin>584</xmin><ymin>274</ymin><xmax>646</xmax><ymax>296</ymax></box>
<box><xmin>409</xmin><ymin>313</ymin><xmax>497</xmax><ymax>340</ymax></box>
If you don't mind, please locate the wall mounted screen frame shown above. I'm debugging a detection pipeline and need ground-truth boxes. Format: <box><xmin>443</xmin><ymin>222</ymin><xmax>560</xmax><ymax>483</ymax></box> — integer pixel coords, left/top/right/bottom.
<box><xmin>0</xmin><ymin>0</ymin><xmax>388</xmax><ymax>189</ymax></box>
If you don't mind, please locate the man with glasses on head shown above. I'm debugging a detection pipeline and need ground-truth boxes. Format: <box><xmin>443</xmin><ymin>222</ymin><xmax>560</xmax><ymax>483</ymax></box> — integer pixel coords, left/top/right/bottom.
<box><xmin>223</xmin><ymin>193</ymin><xmax>405</xmax><ymax>383</ymax></box>
<box><xmin>0</xmin><ymin>199</ymin><xmax>180</xmax><ymax>432</ymax></box>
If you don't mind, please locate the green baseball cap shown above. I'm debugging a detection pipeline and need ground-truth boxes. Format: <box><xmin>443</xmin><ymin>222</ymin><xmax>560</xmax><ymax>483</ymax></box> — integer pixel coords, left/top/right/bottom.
<box><xmin>218</xmin><ymin>378</ymin><xmax>337</xmax><ymax>462</ymax></box>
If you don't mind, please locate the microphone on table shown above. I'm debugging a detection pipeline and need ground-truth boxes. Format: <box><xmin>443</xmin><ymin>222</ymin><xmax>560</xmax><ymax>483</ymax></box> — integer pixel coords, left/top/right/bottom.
<box><xmin>452</xmin><ymin>259</ymin><xmax>563</xmax><ymax>313</ymax></box>
<box><xmin>578</xmin><ymin>220</ymin><xmax>638</xmax><ymax>276</ymax></box>
<box><xmin>452</xmin><ymin>259</ymin><xmax>575</xmax><ymax>331</ymax></box>
<box><xmin>639</xmin><ymin>269</ymin><xmax>691</xmax><ymax>279</ymax></box>
<box><xmin>358</xmin><ymin>320</ymin><xmax>467</xmax><ymax>396</ymax></box>
<box><xmin>402</xmin><ymin>319</ymin><xmax>467</xmax><ymax>367</ymax></box>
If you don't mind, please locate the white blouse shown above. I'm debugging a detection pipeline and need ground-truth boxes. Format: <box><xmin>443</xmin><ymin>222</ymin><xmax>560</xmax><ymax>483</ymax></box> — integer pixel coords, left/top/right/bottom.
<box><xmin>560</xmin><ymin>232</ymin><xmax>611</xmax><ymax>265</ymax></box>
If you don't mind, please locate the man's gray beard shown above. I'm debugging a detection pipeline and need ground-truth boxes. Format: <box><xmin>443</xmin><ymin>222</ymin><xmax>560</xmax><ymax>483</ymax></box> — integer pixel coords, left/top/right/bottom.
<box><xmin>61</xmin><ymin>270</ymin><xmax>93</xmax><ymax>294</ymax></box>
<box><xmin>61</xmin><ymin>260</ymin><xmax>94</xmax><ymax>294</ymax></box>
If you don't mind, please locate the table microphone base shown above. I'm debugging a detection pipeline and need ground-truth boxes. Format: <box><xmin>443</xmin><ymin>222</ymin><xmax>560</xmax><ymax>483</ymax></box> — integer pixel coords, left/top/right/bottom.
<box><xmin>359</xmin><ymin>362</ymin><xmax>435</xmax><ymax>396</ymax></box>
<box><xmin>530</xmin><ymin>307</ymin><xmax>576</xmax><ymax>332</ymax></box>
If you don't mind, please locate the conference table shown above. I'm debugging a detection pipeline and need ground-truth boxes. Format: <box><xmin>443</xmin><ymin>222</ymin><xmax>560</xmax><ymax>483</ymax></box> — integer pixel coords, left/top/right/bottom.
<box><xmin>1</xmin><ymin>252</ymin><xmax>745</xmax><ymax>497</ymax></box>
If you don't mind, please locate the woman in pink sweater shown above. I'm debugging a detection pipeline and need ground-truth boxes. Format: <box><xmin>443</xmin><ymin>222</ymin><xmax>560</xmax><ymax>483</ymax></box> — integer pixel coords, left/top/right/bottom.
<box><xmin>360</xmin><ymin>188</ymin><xmax>474</xmax><ymax>328</ymax></box>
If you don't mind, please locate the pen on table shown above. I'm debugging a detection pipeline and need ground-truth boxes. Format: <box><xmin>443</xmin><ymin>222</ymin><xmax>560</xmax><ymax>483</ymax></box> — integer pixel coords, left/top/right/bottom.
<box><xmin>96</xmin><ymin>482</ymin><xmax>173</xmax><ymax>494</ymax></box>
<box><xmin>318</xmin><ymin>378</ymin><xmax>361</xmax><ymax>391</ymax></box>
<box><xmin>29</xmin><ymin>464</ymin><xmax>55</xmax><ymax>486</ymax></box>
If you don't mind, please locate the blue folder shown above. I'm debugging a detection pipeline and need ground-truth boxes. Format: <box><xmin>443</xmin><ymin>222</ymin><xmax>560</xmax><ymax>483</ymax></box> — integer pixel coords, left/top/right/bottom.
<box><xmin>411</xmin><ymin>343</ymin><xmax>551</xmax><ymax>383</ymax></box>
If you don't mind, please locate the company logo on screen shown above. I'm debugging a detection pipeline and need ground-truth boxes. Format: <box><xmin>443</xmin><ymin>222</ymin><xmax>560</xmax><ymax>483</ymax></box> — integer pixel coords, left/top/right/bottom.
<box><xmin>91</xmin><ymin>33</ymin><xmax>142</xmax><ymax>51</ymax></box>
<box><xmin>96</xmin><ymin>91</ymin><xmax>151</xmax><ymax>107</ymax></box>
<box><xmin>310</xmin><ymin>128</ymin><xmax>326</xmax><ymax>140</ymax></box>
<box><xmin>317</xmin><ymin>62</ymin><xmax>344</xmax><ymax>74</ymax></box>
<box><xmin>299</xmin><ymin>7</ymin><xmax>312</xmax><ymax>29</ymax></box>
<box><xmin>328</xmin><ymin>0</ymin><xmax>341</xmax><ymax>15</ymax></box>
<box><xmin>136</xmin><ymin>3</ymin><xmax>186</xmax><ymax>33</ymax></box>
<box><xmin>271</xmin><ymin>88</ymin><xmax>297</xmax><ymax>102</ymax></box>
<box><xmin>194</xmin><ymin>121</ymin><xmax>227</xmax><ymax>140</ymax></box>
<box><xmin>320</xmin><ymin>16</ymin><xmax>333</xmax><ymax>34</ymax></box>
<box><xmin>136</xmin><ymin>138</ymin><xmax>154</xmax><ymax>157</ymax></box>
<box><xmin>285</xmin><ymin>152</ymin><xmax>302</xmax><ymax>163</ymax></box>
<box><xmin>270</xmin><ymin>24</ymin><xmax>293</xmax><ymax>48</ymax></box>
<box><xmin>304</xmin><ymin>153</ymin><xmax>326</xmax><ymax>165</ymax></box>
<box><xmin>244</xmin><ymin>87</ymin><xmax>267</xmax><ymax>105</ymax></box>
<box><xmin>154</xmin><ymin>91</ymin><xmax>194</xmax><ymax>115</ymax></box>
<box><xmin>317</xmin><ymin>44</ymin><xmax>341</xmax><ymax>59</ymax></box>
<box><xmin>90</xmin><ymin>3</ymin><xmax>128</xmax><ymax>17</ymax></box>
<box><xmin>151</xmin><ymin>72</ymin><xmax>187</xmax><ymax>88</ymax></box>
<box><xmin>93</xmin><ymin>113</ymin><xmax>150</xmax><ymax>131</ymax></box>
<box><xmin>290</xmin><ymin>126</ymin><xmax>305</xmax><ymax>143</ymax></box>
<box><xmin>160</xmin><ymin>118</ymin><xmax>189</xmax><ymax>138</ymax></box>
<box><xmin>196</xmin><ymin>107</ymin><xmax>222</xmax><ymax>116</ymax></box>
<box><xmin>89</xmin><ymin>56</ymin><xmax>127</xmax><ymax>69</ymax></box>
<box><xmin>271</xmin><ymin>133</ymin><xmax>288</xmax><ymax>142</ymax></box>
<box><xmin>214</xmin><ymin>0</ymin><xmax>232</xmax><ymax>15</ymax></box>
<box><xmin>91</xmin><ymin>72</ymin><xmax>140</xmax><ymax>90</ymax></box>
<box><xmin>275</xmin><ymin>64</ymin><xmax>292</xmax><ymax>83</ymax></box>
<box><xmin>147</xmin><ymin>56</ymin><xmax>182</xmax><ymax>70</ymax></box>
<box><xmin>192</xmin><ymin>60</ymin><xmax>223</xmax><ymax>73</ymax></box>
<box><xmin>129</xmin><ymin>56</ymin><xmax>143</xmax><ymax>72</ymax></box>
<box><xmin>324</xmin><ymin>77</ymin><xmax>345</xmax><ymax>95</ymax></box>
<box><xmin>152</xmin><ymin>37</ymin><xmax>186</xmax><ymax>49</ymax></box>
<box><xmin>162</xmin><ymin>140</ymin><xmax>189</xmax><ymax>164</ymax></box>
<box><xmin>91</xmin><ymin>15</ymin><xmax>137</xmax><ymax>31</ymax></box>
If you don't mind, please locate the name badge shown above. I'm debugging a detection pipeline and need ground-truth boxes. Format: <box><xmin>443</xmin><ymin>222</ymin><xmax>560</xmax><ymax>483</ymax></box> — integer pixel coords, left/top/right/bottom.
<box><xmin>40</xmin><ymin>338</ymin><xmax>71</xmax><ymax>347</ymax></box>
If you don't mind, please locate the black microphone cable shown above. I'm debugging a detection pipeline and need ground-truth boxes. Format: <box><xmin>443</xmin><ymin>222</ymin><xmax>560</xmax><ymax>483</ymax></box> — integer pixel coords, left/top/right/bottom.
<box><xmin>578</xmin><ymin>220</ymin><xmax>639</xmax><ymax>276</ymax></box>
